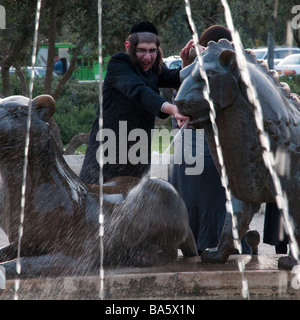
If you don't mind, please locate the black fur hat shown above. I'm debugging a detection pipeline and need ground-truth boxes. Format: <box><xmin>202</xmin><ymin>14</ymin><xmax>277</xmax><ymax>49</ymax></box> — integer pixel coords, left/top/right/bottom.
<box><xmin>130</xmin><ymin>21</ymin><xmax>159</xmax><ymax>36</ymax></box>
<box><xmin>199</xmin><ymin>25</ymin><xmax>232</xmax><ymax>46</ymax></box>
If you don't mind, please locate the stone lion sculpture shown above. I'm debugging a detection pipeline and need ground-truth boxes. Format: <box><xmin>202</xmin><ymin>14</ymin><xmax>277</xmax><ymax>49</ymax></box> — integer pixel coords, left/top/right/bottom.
<box><xmin>0</xmin><ymin>94</ymin><xmax>198</xmax><ymax>278</ymax></box>
<box><xmin>175</xmin><ymin>39</ymin><xmax>300</xmax><ymax>270</ymax></box>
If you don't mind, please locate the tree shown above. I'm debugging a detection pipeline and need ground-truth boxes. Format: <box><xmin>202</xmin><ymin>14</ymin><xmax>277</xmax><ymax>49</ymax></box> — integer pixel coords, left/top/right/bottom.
<box><xmin>1</xmin><ymin>0</ymin><xmax>298</xmax><ymax>99</ymax></box>
<box><xmin>0</xmin><ymin>0</ymin><xmax>39</xmax><ymax>97</ymax></box>
<box><xmin>0</xmin><ymin>0</ymin><xmax>99</xmax><ymax>98</ymax></box>
<box><xmin>43</xmin><ymin>0</ymin><xmax>99</xmax><ymax>99</ymax></box>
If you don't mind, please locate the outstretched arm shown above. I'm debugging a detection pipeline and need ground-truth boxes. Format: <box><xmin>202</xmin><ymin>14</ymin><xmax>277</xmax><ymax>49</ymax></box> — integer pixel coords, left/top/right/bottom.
<box><xmin>162</xmin><ymin>102</ymin><xmax>190</xmax><ymax>128</ymax></box>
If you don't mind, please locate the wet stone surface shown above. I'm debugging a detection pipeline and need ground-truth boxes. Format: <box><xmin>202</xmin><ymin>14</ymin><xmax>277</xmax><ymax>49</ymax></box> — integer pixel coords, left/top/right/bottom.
<box><xmin>0</xmin><ymin>255</ymin><xmax>298</xmax><ymax>300</ymax></box>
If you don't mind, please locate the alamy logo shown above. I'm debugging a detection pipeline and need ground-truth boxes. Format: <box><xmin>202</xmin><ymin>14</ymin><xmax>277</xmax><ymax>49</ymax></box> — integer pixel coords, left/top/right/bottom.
<box><xmin>0</xmin><ymin>265</ymin><xmax>5</xmax><ymax>289</ymax></box>
<box><xmin>292</xmin><ymin>5</ymin><xmax>300</xmax><ymax>30</ymax></box>
<box><xmin>0</xmin><ymin>6</ymin><xmax>5</xmax><ymax>29</ymax></box>
<box><xmin>96</xmin><ymin>121</ymin><xmax>204</xmax><ymax>175</ymax></box>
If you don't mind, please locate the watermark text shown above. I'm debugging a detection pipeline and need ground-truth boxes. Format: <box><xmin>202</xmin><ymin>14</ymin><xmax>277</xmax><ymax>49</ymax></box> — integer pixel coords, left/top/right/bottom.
<box><xmin>96</xmin><ymin>121</ymin><xmax>204</xmax><ymax>175</ymax></box>
<box><xmin>292</xmin><ymin>5</ymin><xmax>300</xmax><ymax>30</ymax></box>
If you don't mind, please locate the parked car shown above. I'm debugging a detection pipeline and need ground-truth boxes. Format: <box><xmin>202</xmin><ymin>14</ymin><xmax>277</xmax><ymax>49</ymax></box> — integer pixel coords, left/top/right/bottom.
<box><xmin>251</xmin><ymin>46</ymin><xmax>300</xmax><ymax>66</ymax></box>
<box><xmin>275</xmin><ymin>53</ymin><xmax>300</xmax><ymax>76</ymax></box>
<box><xmin>9</xmin><ymin>66</ymin><xmax>57</xmax><ymax>78</ymax></box>
<box><xmin>163</xmin><ymin>55</ymin><xmax>182</xmax><ymax>69</ymax></box>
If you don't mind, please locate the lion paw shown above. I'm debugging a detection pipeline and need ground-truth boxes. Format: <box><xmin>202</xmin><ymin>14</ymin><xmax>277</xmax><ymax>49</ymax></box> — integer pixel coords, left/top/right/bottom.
<box><xmin>278</xmin><ymin>255</ymin><xmax>297</xmax><ymax>270</ymax></box>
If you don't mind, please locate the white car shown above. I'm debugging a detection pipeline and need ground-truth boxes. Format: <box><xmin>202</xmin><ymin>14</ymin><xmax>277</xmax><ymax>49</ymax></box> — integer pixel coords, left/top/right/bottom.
<box><xmin>163</xmin><ymin>55</ymin><xmax>182</xmax><ymax>69</ymax></box>
<box><xmin>9</xmin><ymin>66</ymin><xmax>57</xmax><ymax>78</ymax></box>
<box><xmin>251</xmin><ymin>47</ymin><xmax>300</xmax><ymax>66</ymax></box>
<box><xmin>275</xmin><ymin>53</ymin><xmax>300</xmax><ymax>76</ymax></box>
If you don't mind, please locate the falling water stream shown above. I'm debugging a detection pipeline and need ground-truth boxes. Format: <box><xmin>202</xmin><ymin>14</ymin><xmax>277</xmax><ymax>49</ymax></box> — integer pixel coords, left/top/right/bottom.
<box><xmin>163</xmin><ymin>119</ymin><xmax>189</xmax><ymax>156</ymax></box>
<box><xmin>14</xmin><ymin>0</ymin><xmax>42</xmax><ymax>300</ymax></box>
<box><xmin>184</xmin><ymin>0</ymin><xmax>249</xmax><ymax>299</ymax></box>
<box><xmin>97</xmin><ymin>0</ymin><xmax>105</xmax><ymax>300</ymax></box>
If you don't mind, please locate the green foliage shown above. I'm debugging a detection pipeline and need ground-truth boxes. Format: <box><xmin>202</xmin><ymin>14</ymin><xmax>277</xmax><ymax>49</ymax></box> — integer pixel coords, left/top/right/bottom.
<box><xmin>0</xmin><ymin>75</ymin><xmax>99</xmax><ymax>145</ymax></box>
<box><xmin>280</xmin><ymin>75</ymin><xmax>300</xmax><ymax>96</ymax></box>
<box><xmin>1</xmin><ymin>0</ymin><xmax>300</xmax><ymax>148</ymax></box>
<box><xmin>52</xmin><ymin>80</ymin><xmax>99</xmax><ymax>144</ymax></box>
<box><xmin>53</xmin><ymin>101</ymin><xmax>96</xmax><ymax>145</ymax></box>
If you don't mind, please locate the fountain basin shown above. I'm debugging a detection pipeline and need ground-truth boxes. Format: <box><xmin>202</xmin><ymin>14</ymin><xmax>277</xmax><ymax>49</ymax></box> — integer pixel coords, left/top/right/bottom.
<box><xmin>0</xmin><ymin>255</ymin><xmax>299</xmax><ymax>300</ymax></box>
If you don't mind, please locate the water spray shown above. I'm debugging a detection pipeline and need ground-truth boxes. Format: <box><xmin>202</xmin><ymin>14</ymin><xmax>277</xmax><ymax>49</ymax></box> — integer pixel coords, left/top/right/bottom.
<box><xmin>163</xmin><ymin>119</ymin><xmax>190</xmax><ymax>156</ymax></box>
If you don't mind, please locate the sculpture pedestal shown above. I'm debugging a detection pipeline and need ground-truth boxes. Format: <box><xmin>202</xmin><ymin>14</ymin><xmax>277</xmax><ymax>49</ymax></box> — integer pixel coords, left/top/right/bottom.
<box><xmin>0</xmin><ymin>255</ymin><xmax>299</xmax><ymax>300</ymax></box>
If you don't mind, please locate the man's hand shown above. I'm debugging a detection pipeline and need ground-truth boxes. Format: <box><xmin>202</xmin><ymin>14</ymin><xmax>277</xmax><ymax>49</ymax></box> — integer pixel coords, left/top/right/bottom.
<box><xmin>162</xmin><ymin>102</ymin><xmax>190</xmax><ymax>128</ymax></box>
<box><xmin>180</xmin><ymin>40</ymin><xmax>206</xmax><ymax>67</ymax></box>
<box><xmin>180</xmin><ymin>40</ymin><xmax>195</xmax><ymax>68</ymax></box>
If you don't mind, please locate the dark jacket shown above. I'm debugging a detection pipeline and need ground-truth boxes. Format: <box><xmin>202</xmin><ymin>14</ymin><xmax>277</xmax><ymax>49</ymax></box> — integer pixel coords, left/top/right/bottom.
<box><xmin>80</xmin><ymin>52</ymin><xmax>181</xmax><ymax>183</ymax></box>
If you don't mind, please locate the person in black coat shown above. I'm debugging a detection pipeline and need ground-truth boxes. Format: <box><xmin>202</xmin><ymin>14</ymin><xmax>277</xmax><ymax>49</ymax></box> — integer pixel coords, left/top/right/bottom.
<box><xmin>263</xmin><ymin>202</ymin><xmax>289</xmax><ymax>254</ymax></box>
<box><xmin>80</xmin><ymin>21</ymin><xmax>192</xmax><ymax>183</ymax></box>
<box><xmin>170</xmin><ymin>25</ymin><xmax>250</xmax><ymax>255</ymax></box>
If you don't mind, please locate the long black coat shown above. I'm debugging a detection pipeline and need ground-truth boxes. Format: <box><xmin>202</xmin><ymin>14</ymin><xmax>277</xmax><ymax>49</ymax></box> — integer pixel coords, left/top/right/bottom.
<box><xmin>80</xmin><ymin>52</ymin><xmax>181</xmax><ymax>183</ymax></box>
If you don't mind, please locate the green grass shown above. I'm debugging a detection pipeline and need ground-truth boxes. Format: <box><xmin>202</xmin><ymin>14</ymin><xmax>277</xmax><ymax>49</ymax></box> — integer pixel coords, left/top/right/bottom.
<box><xmin>75</xmin><ymin>144</ymin><xmax>87</xmax><ymax>154</ymax></box>
<box><xmin>70</xmin><ymin>128</ymin><xmax>176</xmax><ymax>155</ymax></box>
<box><xmin>151</xmin><ymin>128</ymin><xmax>175</xmax><ymax>154</ymax></box>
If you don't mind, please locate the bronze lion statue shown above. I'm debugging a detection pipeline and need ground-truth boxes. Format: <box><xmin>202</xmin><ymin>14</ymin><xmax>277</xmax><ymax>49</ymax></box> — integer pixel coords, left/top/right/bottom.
<box><xmin>175</xmin><ymin>39</ymin><xmax>300</xmax><ymax>270</ymax></box>
<box><xmin>0</xmin><ymin>94</ymin><xmax>198</xmax><ymax>278</ymax></box>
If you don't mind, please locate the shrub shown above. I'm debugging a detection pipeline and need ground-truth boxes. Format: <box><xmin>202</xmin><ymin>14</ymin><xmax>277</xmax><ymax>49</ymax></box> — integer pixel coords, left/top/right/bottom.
<box><xmin>280</xmin><ymin>75</ymin><xmax>300</xmax><ymax>96</ymax></box>
<box><xmin>0</xmin><ymin>75</ymin><xmax>99</xmax><ymax>145</ymax></box>
<box><xmin>52</xmin><ymin>80</ymin><xmax>99</xmax><ymax>144</ymax></box>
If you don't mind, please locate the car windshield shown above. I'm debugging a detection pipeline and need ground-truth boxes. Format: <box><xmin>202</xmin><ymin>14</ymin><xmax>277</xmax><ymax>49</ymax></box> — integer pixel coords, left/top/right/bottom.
<box><xmin>275</xmin><ymin>49</ymin><xmax>300</xmax><ymax>59</ymax></box>
<box><xmin>278</xmin><ymin>55</ymin><xmax>300</xmax><ymax>65</ymax></box>
<box><xmin>253</xmin><ymin>50</ymin><xmax>266</xmax><ymax>59</ymax></box>
<box><xmin>169</xmin><ymin>60</ymin><xmax>182</xmax><ymax>69</ymax></box>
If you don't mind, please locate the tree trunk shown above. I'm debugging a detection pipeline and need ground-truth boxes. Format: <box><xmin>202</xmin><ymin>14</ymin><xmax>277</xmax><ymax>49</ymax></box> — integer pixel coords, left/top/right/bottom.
<box><xmin>0</xmin><ymin>26</ymin><xmax>32</xmax><ymax>97</ymax></box>
<box><xmin>1</xmin><ymin>65</ymin><xmax>11</xmax><ymax>97</ymax></box>
<box><xmin>267</xmin><ymin>31</ymin><xmax>274</xmax><ymax>70</ymax></box>
<box><xmin>14</xmin><ymin>64</ymin><xmax>28</xmax><ymax>97</ymax></box>
<box><xmin>44</xmin><ymin>0</ymin><xmax>58</xmax><ymax>94</ymax></box>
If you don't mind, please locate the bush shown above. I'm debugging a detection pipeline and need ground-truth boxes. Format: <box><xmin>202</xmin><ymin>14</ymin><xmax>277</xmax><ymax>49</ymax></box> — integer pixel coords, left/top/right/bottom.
<box><xmin>0</xmin><ymin>75</ymin><xmax>99</xmax><ymax>145</ymax></box>
<box><xmin>280</xmin><ymin>75</ymin><xmax>300</xmax><ymax>95</ymax></box>
<box><xmin>52</xmin><ymin>80</ymin><xmax>99</xmax><ymax>144</ymax></box>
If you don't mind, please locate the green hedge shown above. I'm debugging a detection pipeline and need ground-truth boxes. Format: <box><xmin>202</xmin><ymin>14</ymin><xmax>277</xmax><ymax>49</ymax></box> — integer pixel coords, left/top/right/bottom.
<box><xmin>1</xmin><ymin>75</ymin><xmax>99</xmax><ymax>145</ymax></box>
<box><xmin>51</xmin><ymin>81</ymin><xmax>99</xmax><ymax>144</ymax></box>
<box><xmin>280</xmin><ymin>75</ymin><xmax>300</xmax><ymax>95</ymax></box>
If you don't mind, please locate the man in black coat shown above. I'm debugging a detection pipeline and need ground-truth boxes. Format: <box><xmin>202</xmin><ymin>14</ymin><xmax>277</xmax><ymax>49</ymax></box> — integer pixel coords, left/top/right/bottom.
<box><xmin>80</xmin><ymin>21</ymin><xmax>193</xmax><ymax>183</ymax></box>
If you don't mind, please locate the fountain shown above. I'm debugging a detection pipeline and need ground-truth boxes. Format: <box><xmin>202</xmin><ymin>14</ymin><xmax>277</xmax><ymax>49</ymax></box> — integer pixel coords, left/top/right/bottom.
<box><xmin>0</xmin><ymin>0</ymin><xmax>300</xmax><ymax>302</ymax></box>
<box><xmin>0</xmin><ymin>100</ymin><xmax>298</xmax><ymax>299</ymax></box>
